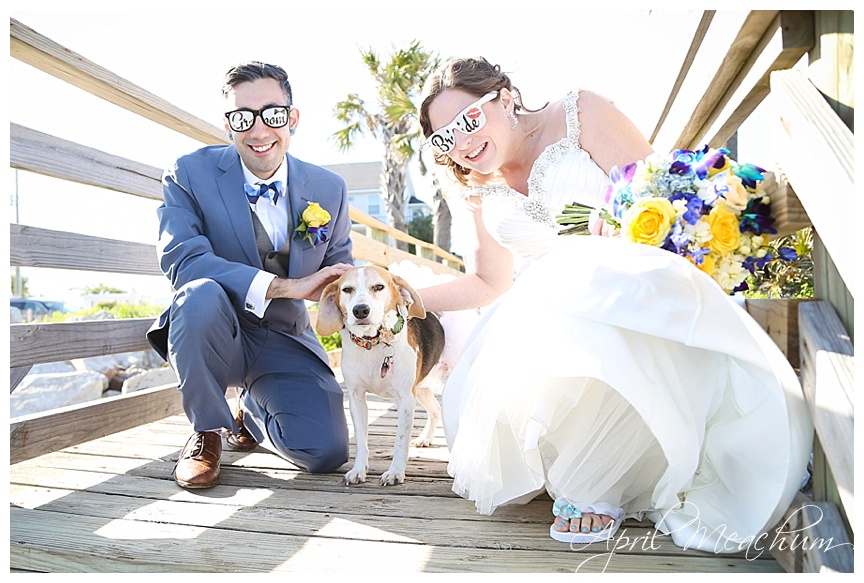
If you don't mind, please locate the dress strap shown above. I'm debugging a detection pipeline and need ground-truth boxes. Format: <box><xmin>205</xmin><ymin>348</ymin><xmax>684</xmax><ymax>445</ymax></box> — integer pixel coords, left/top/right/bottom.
<box><xmin>564</xmin><ymin>91</ymin><xmax>582</xmax><ymax>150</ymax></box>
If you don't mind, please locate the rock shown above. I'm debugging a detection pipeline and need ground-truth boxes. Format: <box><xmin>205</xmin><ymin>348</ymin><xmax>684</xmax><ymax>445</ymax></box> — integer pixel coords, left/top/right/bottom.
<box><xmin>71</xmin><ymin>350</ymin><xmax>165</xmax><ymax>375</ymax></box>
<box><xmin>11</xmin><ymin>371</ymin><xmax>108</xmax><ymax>417</ymax></box>
<box><xmin>122</xmin><ymin>366</ymin><xmax>179</xmax><ymax>393</ymax></box>
<box><xmin>31</xmin><ymin>361</ymin><xmax>77</xmax><ymax>374</ymax></box>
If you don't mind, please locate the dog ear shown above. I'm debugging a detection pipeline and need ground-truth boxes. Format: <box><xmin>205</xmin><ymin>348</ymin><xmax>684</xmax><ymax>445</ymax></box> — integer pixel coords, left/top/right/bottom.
<box><xmin>315</xmin><ymin>281</ymin><xmax>344</xmax><ymax>336</ymax></box>
<box><xmin>391</xmin><ymin>275</ymin><xmax>426</xmax><ymax>319</ymax></box>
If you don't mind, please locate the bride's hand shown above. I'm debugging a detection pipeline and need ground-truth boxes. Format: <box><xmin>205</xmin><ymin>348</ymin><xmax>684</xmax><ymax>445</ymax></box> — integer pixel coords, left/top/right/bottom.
<box><xmin>591</xmin><ymin>221</ymin><xmax>620</xmax><ymax>237</ymax></box>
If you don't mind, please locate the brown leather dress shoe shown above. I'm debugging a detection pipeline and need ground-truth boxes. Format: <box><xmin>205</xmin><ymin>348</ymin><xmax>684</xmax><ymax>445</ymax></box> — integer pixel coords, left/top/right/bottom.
<box><xmin>174</xmin><ymin>431</ymin><xmax>222</xmax><ymax>489</ymax></box>
<box><xmin>226</xmin><ymin>409</ymin><xmax>258</xmax><ymax>452</ymax></box>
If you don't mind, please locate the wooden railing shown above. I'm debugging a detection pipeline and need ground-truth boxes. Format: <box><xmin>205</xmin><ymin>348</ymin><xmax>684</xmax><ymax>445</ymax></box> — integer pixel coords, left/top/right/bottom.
<box><xmin>8</xmin><ymin>17</ymin><xmax>462</xmax><ymax>462</ymax></box>
<box><xmin>647</xmin><ymin>10</ymin><xmax>854</xmax><ymax>572</ymax></box>
<box><xmin>8</xmin><ymin>12</ymin><xmax>854</xmax><ymax>572</ymax></box>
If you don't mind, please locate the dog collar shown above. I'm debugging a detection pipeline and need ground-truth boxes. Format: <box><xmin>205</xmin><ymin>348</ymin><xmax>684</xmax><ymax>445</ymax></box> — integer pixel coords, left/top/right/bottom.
<box><xmin>347</xmin><ymin>306</ymin><xmax>406</xmax><ymax>351</ymax></box>
<box><xmin>348</xmin><ymin>331</ymin><xmax>382</xmax><ymax>350</ymax></box>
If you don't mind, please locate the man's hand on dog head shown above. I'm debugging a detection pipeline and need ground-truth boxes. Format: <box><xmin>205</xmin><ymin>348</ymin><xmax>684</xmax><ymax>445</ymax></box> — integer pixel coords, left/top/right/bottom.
<box><xmin>267</xmin><ymin>263</ymin><xmax>353</xmax><ymax>303</ymax></box>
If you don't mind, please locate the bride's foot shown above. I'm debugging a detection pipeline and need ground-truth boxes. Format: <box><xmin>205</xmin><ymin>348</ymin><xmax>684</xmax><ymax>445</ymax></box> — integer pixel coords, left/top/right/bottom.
<box><xmin>549</xmin><ymin>499</ymin><xmax>624</xmax><ymax>543</ymax></box>
<box><xmin>553</xmin><ymin>512</ymin><xmax>614</xmax><ymax>535</ymax></box>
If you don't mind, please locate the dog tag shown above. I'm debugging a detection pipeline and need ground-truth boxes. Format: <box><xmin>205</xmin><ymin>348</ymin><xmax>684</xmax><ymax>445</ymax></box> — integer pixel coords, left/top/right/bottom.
<box><xmin>381</xmin><ymin>355</ymin><xmax>393</xmax><ymax>378</ymax></box>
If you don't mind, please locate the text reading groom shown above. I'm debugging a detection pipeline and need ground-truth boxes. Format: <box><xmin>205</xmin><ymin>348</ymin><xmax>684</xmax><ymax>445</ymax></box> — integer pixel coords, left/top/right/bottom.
<box><xmin>147</xmin><ymin>61</ymin><xmax>354</xmax><ymax>489</ymax></box>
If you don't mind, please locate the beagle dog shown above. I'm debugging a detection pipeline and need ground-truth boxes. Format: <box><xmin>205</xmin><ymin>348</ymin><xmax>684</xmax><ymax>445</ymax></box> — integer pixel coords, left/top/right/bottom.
<box><xmin>316</xmin><ymin>266</ymin><xmax>445</xmax><ymax>486</ymax></box>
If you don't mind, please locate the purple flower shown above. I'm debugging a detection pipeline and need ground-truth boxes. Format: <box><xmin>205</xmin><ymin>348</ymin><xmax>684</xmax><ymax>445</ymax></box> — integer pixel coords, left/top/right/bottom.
<box><xmin>663</xmin><ymin>219</ymin><xmax>692</xmax><ymax>254</ymax></box>
<box><xmin>669</xmin><ymin>192</ymin><xmax>704</xmax><ymax>224</ymax></box>
<box><xmin>688</xmin><ymin>246</ymin><xmax>711</xmax><ymax>266</ymax></box>
<box><xmin>670</xmin><ymin>147</ymin><xmax>728</xmax><ymax>179</ymax></box>
<box><xmin>732</xmin><ymin>280</ymin><xmax>750</xmax><ymax>293</ymax></box>
<box><xmin>307</xmin><ymin>226</ymin><xmax>329</xmax><ymax>245</ymax></box>
<box><xmin>739</xmin><ymin>199</ymin><xmax>777</xmax><ymax>235</ymax></box>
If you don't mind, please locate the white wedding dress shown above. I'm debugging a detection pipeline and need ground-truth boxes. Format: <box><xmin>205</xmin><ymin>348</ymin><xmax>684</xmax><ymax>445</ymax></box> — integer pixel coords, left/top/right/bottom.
<box><xmin>442</xmin><ymin>91</ymin><xmax>813</xmax><ymax>552</ymax></box>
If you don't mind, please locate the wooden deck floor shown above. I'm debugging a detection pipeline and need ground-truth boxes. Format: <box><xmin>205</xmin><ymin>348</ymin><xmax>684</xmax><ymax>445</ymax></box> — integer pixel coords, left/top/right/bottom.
<box><xmin>10</xmin><ymin>382</ymin><xmax>785</xmax><ymax>573</ymax></box>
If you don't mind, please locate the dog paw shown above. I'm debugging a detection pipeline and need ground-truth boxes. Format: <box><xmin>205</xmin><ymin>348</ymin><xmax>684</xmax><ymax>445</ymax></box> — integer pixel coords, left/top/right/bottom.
<box><xmin>344</xmin><ymin>469</ymin><xmax>367</xmax><ymax>485</ymax></box>
<box><xmin>379</xmin><ymin>469</ymin><xmax>405</xmax><ymax>486</ymax></box>
<box><xmin>410</xmin><ymin>436</ymin><xmax>433</xmax><ymax>448</ymax></box>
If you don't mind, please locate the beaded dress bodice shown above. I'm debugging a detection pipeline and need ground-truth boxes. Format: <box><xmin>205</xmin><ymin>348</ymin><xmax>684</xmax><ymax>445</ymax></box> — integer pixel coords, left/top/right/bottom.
<box><xmin>458</xmin><ymin>91</ymin><xmax>610</xmax><ymax>262</ymax></box>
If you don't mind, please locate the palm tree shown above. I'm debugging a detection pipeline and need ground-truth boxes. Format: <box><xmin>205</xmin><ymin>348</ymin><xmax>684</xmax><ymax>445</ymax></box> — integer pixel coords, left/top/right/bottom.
<box><xmin>332</xmin><ymin>42</ymin><xmax>449</xmax><ymax>253</ymax></box>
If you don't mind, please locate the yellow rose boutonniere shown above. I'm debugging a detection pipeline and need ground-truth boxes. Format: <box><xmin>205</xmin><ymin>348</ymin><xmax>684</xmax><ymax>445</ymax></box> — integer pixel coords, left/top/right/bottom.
<box><xmin>295</xmin><ymin>202</ymin><xmax>331</xmax><ymax>246</ymax></box>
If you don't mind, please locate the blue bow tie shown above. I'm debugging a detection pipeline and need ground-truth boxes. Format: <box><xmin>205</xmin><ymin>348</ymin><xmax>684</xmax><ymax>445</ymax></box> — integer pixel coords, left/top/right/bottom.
<box><xmin>244</xmin><ymin>181</ymin><xmax>283</xmax><ymax>205</ymax></box>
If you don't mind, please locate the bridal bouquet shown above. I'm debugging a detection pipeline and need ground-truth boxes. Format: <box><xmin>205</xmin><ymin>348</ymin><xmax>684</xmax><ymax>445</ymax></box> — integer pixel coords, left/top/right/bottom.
<box><xmin>557</xmin><ymin>145</ymin><xmax>797</xmax><ymax>294</ymax></box>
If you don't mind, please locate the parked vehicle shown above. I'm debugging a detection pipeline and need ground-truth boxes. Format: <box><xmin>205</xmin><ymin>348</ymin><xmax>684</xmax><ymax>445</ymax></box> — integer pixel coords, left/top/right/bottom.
<box><xmin>9</xmin><ymin>299</ymin><xmax>76</xmax><ymax>322</ymax></box>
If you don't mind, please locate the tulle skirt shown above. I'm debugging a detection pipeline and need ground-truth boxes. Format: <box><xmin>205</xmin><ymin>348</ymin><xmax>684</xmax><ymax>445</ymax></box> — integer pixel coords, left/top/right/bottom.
<box><xmin>442</xmin><ymin>235</ymin><xmax>813</xmax><ymax>552</ymax></box>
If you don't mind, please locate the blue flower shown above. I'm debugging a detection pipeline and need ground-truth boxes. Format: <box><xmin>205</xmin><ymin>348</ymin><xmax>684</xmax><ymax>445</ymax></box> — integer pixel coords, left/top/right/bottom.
<box><xmin>778</xmin><ymin>247</ymin><xmax>798</xmax><ymax>261</ymax></box>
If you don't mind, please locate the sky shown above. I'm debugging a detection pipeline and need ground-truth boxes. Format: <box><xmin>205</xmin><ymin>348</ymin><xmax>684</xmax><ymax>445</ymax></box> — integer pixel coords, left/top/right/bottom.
<box><xmin>5</xmin><ymin>1</ymin><xmax>809</xmax><ymax>303</ymax></box>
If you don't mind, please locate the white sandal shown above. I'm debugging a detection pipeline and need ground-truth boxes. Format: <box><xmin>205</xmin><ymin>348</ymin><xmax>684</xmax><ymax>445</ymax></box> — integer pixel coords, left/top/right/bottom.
<box><xmin>549</xmin><ymin>499</ymin><xmax>624</xmax><ymax>543</ymax></box>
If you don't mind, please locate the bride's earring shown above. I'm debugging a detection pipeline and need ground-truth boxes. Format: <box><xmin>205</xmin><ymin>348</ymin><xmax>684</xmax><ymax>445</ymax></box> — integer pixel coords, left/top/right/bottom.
<box><xmin>509</xmin><ymin>110</ymin><xmax>519</xmax><ymax>130</ymax></box>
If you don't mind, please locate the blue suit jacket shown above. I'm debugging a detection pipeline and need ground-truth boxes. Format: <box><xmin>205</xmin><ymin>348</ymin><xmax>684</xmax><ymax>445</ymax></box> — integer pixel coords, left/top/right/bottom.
<box><xmin>147</xmin><ymin>144</ymin><xmax>353</xmax><ymax>365</ymax></box>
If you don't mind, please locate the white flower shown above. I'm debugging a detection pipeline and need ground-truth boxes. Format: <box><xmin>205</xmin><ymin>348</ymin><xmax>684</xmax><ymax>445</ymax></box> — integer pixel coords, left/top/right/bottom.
<box><xmin>714</xmin><ymin>254</ymin><xmax>748</xmax><ymax>293</ymax></box>
<box><xmin>382</xmin><ymin>310</ymin><xmax>399</xmax><ymax>331</ymax></box>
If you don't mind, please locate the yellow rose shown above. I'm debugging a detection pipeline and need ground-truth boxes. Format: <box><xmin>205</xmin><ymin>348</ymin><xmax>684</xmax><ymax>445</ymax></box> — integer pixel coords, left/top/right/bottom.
<box><xmin>707</xmin><ymin>204</ymin><xmax>741</xmax><ymax>255</ymax></box>
<box><xmin>622</xmin><ymin>197</ymin><xmax>676</xmax><ymax>247</ymax></box>
<box><xmin>689</xmin><ymin>253</ymin><xmax>716</xmax><ymax>276</ymax></box>
<box><xmin>302</xmin><ymin>202</ymin><xmax>331</xmax><ymax>228</ymax></box>
<box><xmin>717</xmin><ymin>173</ymin><xmax>750</xmax><ymax>211</ymax></box>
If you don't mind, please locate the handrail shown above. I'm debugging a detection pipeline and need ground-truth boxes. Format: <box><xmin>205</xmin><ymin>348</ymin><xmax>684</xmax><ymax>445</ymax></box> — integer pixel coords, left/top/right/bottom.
<box><xmin>10</xmin><ymin>122</ymin><xmax>464</xmax><ymax>273</ymax></box>
<box><xmin>771</xmin><ymin>69</ymin><xmax>854</xmax><ymax>296</ymax></box>
<box><xmin>10</xmin><ymin>18</ymin><xmax>227</xmax><ymax>145</ymax></box>
<box><xmin>10</xmin><ymin>20</ymin><xmax>464</xmax><ymax>271</ymax></box>
<box><xmin>649</xmin><ymin>10</ymin><xmax>813</xmax><ymax>152</ymax></box>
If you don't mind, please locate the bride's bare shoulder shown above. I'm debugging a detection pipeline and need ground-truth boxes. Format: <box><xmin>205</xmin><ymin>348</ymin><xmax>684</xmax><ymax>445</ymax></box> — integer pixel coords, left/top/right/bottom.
<box><xmin>576</xmin><ymin>90</ymin><xmax>653</xmax><ymax>173</ymax></box>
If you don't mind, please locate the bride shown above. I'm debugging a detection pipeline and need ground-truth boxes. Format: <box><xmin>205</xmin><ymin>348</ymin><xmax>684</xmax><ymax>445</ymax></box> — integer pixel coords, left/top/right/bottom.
<box><xmin>415</xmin><ymin>56</ymin><xmax>813</xmax><ymax>551</ymax></box>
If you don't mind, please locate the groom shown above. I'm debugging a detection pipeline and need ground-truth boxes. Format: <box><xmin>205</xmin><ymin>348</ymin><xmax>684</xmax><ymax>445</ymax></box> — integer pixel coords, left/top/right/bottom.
<box><xmin>147</xmin><ymin>61</ymin><xmax>353</xmax><ymax>489</ymax></box>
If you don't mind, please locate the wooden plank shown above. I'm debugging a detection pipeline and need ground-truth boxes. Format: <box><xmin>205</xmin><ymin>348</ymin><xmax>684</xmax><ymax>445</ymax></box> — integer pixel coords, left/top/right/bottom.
<box><xmin>10</xmin><ymin>317</ymin><xmax>155</xmax><ymax>368</ymax></box>
<box><xmin>812</xmin><ymin>235</ymin><xmax>854</xmax><ymax>338</ymax></box>
<box><xmin>351</xmin><ymin>231</ymin><xmax>463</xmax><ymax>277</ymax></box>
<box><xmin>797</xmin><ymin>301</ymin><xmax>854</xmax><ymax>527</ymax></box>
<box><xmin>10</xmin><ymin>223</ymin><xmax>162</xmax><ymax>276</ymax></box>
<box><xmin>761</xmin><ymin>171</ymin><xmax>811</xmax><ymax>238</ymax></box>
<box><xmin>8</xmin><ymin>506</ymin><xmax>780</xmax><ymax>573</ymax></box>
<box><xmin>745</xmin><ymin>298</ymin><xmax>808</xmax><ymax>368</ymax></box>
<box><xmin>700</xmin><ymin>11</ymin><xmax>814</xmax><ymax>148</ymax></box>
<box><xmin>652</xmin><ymin>10</ymin><xmax>778</xmax><ymax>153</ymax></box>
<box><xmin>10</xmin><ymin>365</ymin><xmax>32</xmax><ymax>393</ymax></box>
<box><xmin>350</xmin><ymin>206</ymin><xmax>465</xmax><ymax>267</ymax></box>
<box><xmin>10</xmin><ymin>123</ymin><xmax>164</xmax><ymax>200</ymax></box>
<box><xmin>9</xmin><ymin>483</ymin><xmax>764</xmax><ymax>562</ymax></box>
<box><xmin>9</xmin><ymin>123</ymin><xmax>462</xmax><ymax>274</ymax></box>
<box><xmin>808</xmin><ymin>11</ymin><xmax>854</xmax><ymax>130</ymax></box>
<box><xmin>9</xmin><ymin>384</ymin><xmax>182</xmax><ymax>464</ymax></box>
<box><xmin>771</xmin><ymin>69</ymin><xmax>854</xmax><ymax>295</ymax></box>
<box><xmin>769</xmin><ymin>492</ymin><xmax>853</xmax><ymax>572</ymax></box>
<box><xmin>10</xmin><ymin>18</ymin><xmax>226</xmax><ymax>146</ymax></box>
<box><xmin>648</xmin><ymin>11</ymin><xmax>715</xmax><ymax>144</ymax></box>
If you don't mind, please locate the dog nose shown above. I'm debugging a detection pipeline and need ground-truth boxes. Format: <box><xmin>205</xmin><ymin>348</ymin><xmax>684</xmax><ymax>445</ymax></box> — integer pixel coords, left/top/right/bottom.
<box><xmin>352</xmin><ymin>304</ymin><xmax>370</xmax><ymax>319</ymax></box>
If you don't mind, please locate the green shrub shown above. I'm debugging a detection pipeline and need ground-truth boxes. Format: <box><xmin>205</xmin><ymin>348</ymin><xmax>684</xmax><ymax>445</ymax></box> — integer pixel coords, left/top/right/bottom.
<box><xmin>317</xmin><ymin>331</ymin><xmax>342</xmax><ymax>351</ymax></box>
<box><xmin>744</xmin><ymin>227</ymin><xmax>814</xmax><ymax>299</ymax></box>
<box><xmin>45</xmin><ymin>302</ymin><xmax>165</xmax><ymax>322</ymax></box>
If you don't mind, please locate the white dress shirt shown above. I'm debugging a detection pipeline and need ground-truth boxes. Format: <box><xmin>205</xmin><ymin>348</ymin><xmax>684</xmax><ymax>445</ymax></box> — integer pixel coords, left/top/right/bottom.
<box><xmin>240</xmin><ymin>160</ymin><xmax>289</xmax><ymax>318</ymax></box>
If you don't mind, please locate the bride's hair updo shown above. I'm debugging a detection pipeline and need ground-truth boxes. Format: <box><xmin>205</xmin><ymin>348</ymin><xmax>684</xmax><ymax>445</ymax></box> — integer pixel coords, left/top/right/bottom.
<box><xmin>420</xmin><ymin>56</ymin><xmax>541</xmax><ymax>185</ymax></box>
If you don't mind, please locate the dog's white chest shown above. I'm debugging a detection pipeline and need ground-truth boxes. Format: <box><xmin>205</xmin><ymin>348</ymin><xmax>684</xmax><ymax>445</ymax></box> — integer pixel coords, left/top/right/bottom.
<box><xmin>340</xmin><ymin>338</ymin><xmax>417</xmax><ymax>399</ymax></box>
